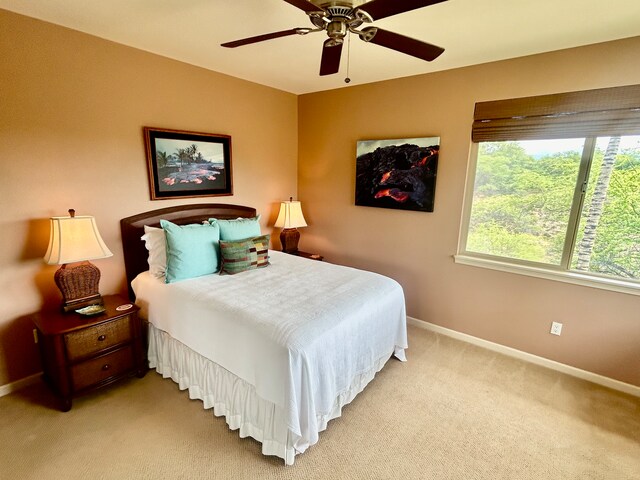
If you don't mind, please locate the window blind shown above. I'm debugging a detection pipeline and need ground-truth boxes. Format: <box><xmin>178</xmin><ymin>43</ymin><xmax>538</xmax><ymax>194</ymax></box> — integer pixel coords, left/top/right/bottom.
<box><xmin>472</xmin><ymin>84</ymin><xmax>640</xmax><ymax>142</ymax></box>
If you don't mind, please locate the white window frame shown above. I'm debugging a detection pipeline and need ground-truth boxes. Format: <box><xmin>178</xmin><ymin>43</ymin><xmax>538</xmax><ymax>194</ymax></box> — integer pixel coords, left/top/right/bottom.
<box><xmin>455</xmin><ymin>142</ymin><xmax>640</xmax><ymax>297</ymax></box>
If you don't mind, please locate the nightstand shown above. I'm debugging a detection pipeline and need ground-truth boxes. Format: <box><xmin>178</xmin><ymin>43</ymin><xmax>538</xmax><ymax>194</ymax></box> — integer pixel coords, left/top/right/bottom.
<box><xmin>32</xmin><ymin>294</ymin><xmax>147</xmax><ymax>411</ymax></box>
<box><xmin>291</xmin><ymin>250</ymin><xmax>324</xmax><ymax>261</ymax></box>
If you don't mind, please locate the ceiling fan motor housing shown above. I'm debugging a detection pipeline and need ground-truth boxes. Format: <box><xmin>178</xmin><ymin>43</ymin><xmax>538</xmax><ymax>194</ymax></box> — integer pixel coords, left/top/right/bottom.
<box><xmin>310</xmin><ymin>3</ymin><xmax>366</xmax><ymax>40</ymax></box>
<box><xmin>326</xmin><ymin>20</ymin><xmax>348</xmax><ymax>45</ymax></box>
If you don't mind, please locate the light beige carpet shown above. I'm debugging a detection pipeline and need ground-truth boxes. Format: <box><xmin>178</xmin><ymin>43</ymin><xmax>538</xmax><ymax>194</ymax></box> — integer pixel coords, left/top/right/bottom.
<box><xmin>1</xmin><ymin>325</ymin><xmax>638</xmax><ymax>480</ymax></box>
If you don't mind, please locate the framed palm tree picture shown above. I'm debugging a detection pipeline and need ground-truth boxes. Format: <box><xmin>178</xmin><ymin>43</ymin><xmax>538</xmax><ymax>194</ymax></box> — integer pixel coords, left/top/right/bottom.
<box><xmin>144</xmin><ymin>127</ymin><xmax>233</xmax><ymax>200</ymax></box>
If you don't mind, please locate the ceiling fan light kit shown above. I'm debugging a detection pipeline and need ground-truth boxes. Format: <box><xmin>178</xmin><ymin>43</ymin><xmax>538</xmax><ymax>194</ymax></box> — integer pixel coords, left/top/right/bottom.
<box><xmin>221</xmin><ymin>0</ymin><xmax>447</xmax><ymax>77</ymax></box>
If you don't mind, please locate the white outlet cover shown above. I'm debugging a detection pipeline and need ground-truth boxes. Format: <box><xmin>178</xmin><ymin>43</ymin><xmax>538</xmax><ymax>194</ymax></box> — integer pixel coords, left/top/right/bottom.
<box><xmin>550</xmin><ymin>322</ymin><xmax>563</xmax><ymax>336</ymax></box>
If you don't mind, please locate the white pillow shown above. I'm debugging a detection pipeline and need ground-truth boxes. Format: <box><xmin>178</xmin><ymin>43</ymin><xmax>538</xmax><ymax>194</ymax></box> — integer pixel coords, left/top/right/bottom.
<box><xmin>141</xmin><ymin>225</ymin><xmax>166</xmax><ymax>278</ymax></box>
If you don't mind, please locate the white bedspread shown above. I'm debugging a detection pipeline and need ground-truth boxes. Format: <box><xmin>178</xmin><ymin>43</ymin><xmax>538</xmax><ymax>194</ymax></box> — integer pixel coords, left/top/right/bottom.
<box><xmin>132</xmin><ymin>251</ymin><xmax>407</xmax><ymax>460</ymax></box>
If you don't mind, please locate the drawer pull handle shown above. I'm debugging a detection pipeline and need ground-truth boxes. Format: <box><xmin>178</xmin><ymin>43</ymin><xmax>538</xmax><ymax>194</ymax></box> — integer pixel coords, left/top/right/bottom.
<box><xmin>97</xmin><ymin>335</ymin><xmax>106</xmax><ymax>342</ymax></box>
<box><xmin>102</xmin><ymin>364</ymin><xmax>111</xmax><ymax>371</ymax></box>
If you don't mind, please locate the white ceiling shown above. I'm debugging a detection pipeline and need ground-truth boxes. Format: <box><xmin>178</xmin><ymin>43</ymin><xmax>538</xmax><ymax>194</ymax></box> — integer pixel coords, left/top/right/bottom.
<box><xmin>2</xmin><ymin>0</ymin><xmax>640</xmax><ymax>94</ymax></box>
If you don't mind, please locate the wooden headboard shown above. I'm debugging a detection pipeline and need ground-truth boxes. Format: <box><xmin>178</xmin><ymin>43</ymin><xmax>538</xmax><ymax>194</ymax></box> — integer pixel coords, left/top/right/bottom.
<box><xmin>120</xmin><ymin>203</ymin><xmax>257</xmax><ymax>299</ymax></box>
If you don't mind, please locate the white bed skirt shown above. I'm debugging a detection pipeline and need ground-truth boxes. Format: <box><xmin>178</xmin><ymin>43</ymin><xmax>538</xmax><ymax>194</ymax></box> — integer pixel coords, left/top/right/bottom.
<box><xmin>147</xmin><ymin>323</ymin><xmax>397</xmax><ymax>465</ymax></box>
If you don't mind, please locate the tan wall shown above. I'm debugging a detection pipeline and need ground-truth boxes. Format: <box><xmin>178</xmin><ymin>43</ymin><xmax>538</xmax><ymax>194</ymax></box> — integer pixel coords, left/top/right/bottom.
<box><xmin>0</xmin><ymin>10</ymin><xmax>298</xmax><ymax>386</ymax></box>
<box><xmin>298</xmin><ymin>37</ymin><xmax>640</xmax><ymax>387</ymax></box>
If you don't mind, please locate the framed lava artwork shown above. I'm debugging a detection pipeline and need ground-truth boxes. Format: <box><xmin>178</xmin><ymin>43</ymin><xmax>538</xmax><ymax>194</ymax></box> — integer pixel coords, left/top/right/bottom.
<box><xmin>355</xmin><ymin>136</ymin><xmax>439</xmax><ymax>212</ymax></box>
<box><xmin>144</xmin><ymin>127</ymin><xmax>233</xmax><ymax>200</ymax></box>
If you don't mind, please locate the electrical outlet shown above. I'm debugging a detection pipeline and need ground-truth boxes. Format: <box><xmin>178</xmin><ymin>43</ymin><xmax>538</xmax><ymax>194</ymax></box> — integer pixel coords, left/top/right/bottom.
<box><xmin>550</xmin><ymin>322</ymin><xmax>563</xmax><ymax>336</ymax></box>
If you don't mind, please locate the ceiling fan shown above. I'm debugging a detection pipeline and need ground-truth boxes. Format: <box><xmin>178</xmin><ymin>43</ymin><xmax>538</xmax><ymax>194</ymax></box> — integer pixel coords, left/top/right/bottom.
<box><xmin>221</xmin><ymin>0</ymin><xmax>447</xmax><ymax>76</ymax></box>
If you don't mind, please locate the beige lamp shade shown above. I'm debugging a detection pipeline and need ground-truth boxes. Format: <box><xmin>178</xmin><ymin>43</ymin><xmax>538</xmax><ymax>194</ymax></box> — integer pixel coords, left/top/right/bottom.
<box><xmin>274</xmin><ymin>200</ymin><xmax>308</xmax><ymax>229</ymax></box>
<box><xmin>44</xmin><ymin>214</ymin><xmax>113</xmax><ymax>265</ymax></box>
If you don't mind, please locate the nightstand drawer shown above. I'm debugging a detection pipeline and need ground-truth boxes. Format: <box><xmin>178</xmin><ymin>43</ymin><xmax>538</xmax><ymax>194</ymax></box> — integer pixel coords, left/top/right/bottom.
<box><xmin>71</xmin><ymin>346</ymin><xmax>134</xmax><ymax>391</ymax></box>
<box><xmin>64</xmin><ymin>315</ymin><xmax>132</xmax><ymax>360</ymax></box>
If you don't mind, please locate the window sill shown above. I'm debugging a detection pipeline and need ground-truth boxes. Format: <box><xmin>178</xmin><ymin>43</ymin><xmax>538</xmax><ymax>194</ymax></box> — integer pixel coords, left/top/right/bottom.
<box><xmin>453</xmin><ymin>254</ymin><xmax>640</xmax><ymax>297</ymax></box>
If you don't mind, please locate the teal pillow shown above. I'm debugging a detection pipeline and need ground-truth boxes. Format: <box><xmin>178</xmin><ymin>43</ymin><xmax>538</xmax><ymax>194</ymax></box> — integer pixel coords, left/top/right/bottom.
<box><xmin>160</xmin><ymin>219</ymin><xmax>220</xmax><ymax>283</ymax></box>
<box><xmin>210</xmin><ymin>215</ymin><xmax>261</xmax><ymax>241</ymax></box>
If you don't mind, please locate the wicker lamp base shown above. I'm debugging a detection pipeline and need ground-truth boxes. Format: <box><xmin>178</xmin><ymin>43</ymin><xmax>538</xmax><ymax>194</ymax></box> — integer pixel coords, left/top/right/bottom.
<box><xmin>54</xmin><ymin>261</ymin><xmax>103</xmax><ymax>312</ymax></box>
<box><xmin>280</xmin><ymin>228</ymin><xmax>301</xmax><ymax>253</ymax></box>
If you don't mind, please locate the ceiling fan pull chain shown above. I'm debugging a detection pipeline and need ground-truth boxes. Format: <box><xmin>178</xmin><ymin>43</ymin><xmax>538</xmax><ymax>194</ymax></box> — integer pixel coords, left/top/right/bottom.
<box><xmin>345</xmin><ymin>31</ymin><xmax>351</xmax><ymax>84</ymax></box>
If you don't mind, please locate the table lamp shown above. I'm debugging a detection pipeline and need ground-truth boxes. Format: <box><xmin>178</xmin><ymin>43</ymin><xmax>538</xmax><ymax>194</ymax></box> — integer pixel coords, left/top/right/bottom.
<box><xmin>274</xmin><ymin>197</ymin><xmax>307</xmax><ymax>253</ymax></box>
<box><xmin>43</xmin><ymin>209</ymin><xmax>113</xmax><ymax>312</ymax></box>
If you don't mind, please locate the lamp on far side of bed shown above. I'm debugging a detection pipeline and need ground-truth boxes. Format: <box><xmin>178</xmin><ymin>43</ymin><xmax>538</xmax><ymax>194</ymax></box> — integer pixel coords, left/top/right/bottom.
<box><xmin>43</xmin><ymin>209</ymin><xmax>113</xmax><ymax>312</ymax></box>
<box><xmin>274</xmin><ymin>197</ymin><xmax>307</xmax><ymax>253</ymax></box>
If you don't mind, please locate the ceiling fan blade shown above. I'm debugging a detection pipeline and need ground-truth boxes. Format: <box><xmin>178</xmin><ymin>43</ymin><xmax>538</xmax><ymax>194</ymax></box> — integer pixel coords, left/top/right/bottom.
<box><xmin>283</xmin><ymin>0</ymin><xmax>325</xmax><ymax>14</ymax></box>
<box><xmin>357</xmin><ymin>0</ymin><xmax>447</xmax><ymax>21</ymax></box>
<box><xmin>319</xmin><ymin>39</ymin><xmax>343</xmax><ymax>76</ymax></box>
<box><xmin>359</xmin><ymin>27</ymin><xmax>444</xmax><ymax>61</ymax></box>
<box><xmin>221</xmin><ymin>28</ymin><xmax>303</xmax><ymax>48</ymax></box>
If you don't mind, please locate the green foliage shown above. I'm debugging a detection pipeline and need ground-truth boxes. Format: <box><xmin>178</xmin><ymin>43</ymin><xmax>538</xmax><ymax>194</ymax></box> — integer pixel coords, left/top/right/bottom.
<box><xmin>156</xmin><ymin>150</ymin><xmax>170</xmax><ymax>168</ymax></box>
<box><xmin>467</xmin><ymin>223</ymin><xmax>547</xmax><ymax>262</ymax></box>
<box><xmin>571</xmin><ymin>152</ymin><xmax>640</xmax><ymax>278</ymax></box>
<box><xmin>468</xmin><ymin>140</ymin><xmax>640</xmax><ymax>279</ymax></box>
<box><xmin>469</xmin><ymin>142</ymin><xmax>580</xmax><ymax>264</ymax></box>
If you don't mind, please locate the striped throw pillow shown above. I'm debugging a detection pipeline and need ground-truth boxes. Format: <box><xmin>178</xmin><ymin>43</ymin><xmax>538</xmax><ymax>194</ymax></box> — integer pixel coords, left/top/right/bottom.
<box><xmin>219</xmin><ymin>235</ymin><xmax>270</xmax><ymax>275</ymax></box>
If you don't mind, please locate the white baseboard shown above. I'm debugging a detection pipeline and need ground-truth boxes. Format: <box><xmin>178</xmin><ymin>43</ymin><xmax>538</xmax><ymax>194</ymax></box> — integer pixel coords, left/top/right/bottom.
<box><xmin>4</xmin><ymin>321</ymin><xmax>639</xmax><ymax>399</ymax></box>
<box><xmin>407</xmin><ymin>317</ymin><xmax>640</xmax><ymax>398</ymax></box>
<box><xmin>0</xmin><ymin>372</ymin><xmax>41</xmax><ymax>398</ymax></box>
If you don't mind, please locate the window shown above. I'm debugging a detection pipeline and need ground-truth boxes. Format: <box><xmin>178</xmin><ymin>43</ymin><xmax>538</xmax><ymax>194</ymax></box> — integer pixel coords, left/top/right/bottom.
<box><xmin>457</xmin><ymin>85</ymin><xmax>640</xmax><ymax>292</ymax></box>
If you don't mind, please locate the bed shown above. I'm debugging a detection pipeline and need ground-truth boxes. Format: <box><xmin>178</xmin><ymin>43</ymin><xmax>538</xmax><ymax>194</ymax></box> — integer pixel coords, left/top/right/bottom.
<box><xmin>120</xmin><ymin>203</ymin><xmax>408</xmax><ymax>464</ymax></box>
